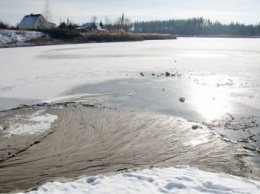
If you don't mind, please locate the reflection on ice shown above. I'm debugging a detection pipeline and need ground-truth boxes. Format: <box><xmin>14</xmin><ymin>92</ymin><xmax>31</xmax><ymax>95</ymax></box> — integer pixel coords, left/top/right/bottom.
<box><xmin>188</xmin><ymin>135</ymin><xmax>210</xmax><ymax>147</ymax></box>
<box><xmin>184</xmin><ymin>128</ymin><xmax>210</xmax><ymax>147</ymax></box>
<box><xmin>190</xmin><ymin>86</ymin><xmax>230</xmax><ymax>121</ymax></box>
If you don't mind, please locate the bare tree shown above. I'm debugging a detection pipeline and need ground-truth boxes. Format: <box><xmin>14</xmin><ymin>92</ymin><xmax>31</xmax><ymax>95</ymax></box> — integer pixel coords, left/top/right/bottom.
<box><xmin>114</xmin><ymin>14</ymin><xmax>133</xmax><ymax>32</ymax></box>
<box><xmin>105</xmin><ymin>16</ymin><xmax>111</xmax><ymax>25</ymax></box>
<box><xmin>123</xmin><ymin>17</ymin><xmax>133</xmax><ymax>32</ymax></box>
<box><xmin>91</xmin><ymin>15</ymin><xmax>98</xmax><ymax>23</ymax></box>
<box><xmin>114</xmin><ymin>17</ymin><xmax>122</xmax><ymax>26</ymax></box>
<box><xmin>121</xmin><ymin>13</ymin><xmax>125</xmax><ymax>26</ymax></box>
<box><xmin>114</xmin><ymin>14</ymin><xmax>125</xmax><ymax>26</ymax></box>
<box><xmin>43</xmin><ymin>0</ymin><xmax>53</xmax><ymax>21</ymax></box>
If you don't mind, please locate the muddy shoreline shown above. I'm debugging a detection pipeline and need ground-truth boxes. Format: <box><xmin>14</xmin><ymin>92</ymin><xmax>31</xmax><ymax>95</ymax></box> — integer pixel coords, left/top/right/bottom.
<box><xmin>0</xmin><ymin>102</ymin><xmax>258</xmax><ymax>193</ymax></box>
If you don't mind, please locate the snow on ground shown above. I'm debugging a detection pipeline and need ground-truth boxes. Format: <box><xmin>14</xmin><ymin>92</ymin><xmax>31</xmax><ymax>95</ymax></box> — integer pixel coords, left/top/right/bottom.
<box><xmin>2</xmin><ymin>110</ymin><xmax>57</xmax><ymax>138</ymax></box>
<box><xmin>19</xmin><ymin>166</ymin><xmax>260</xmax><ymax>194</ymax></box>
<box><xmin>0</xmin><ymin>30</ymin><xmax>44</xmax><ymax>48</ymax></box>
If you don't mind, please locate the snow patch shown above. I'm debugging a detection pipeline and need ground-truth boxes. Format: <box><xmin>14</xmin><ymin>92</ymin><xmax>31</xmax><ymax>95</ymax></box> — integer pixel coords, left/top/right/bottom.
<box><xmin>4</xmin><ymin>110</ymin><xmax>57</xmax><ymax>138</ymax></box>
<box><xmin>0</xmin><ymin>30</ymin><xmax>44</xmax><ymax>47</ymax></box>
<box><xmin>188</xmin><ymin>134</ymin><xmax>209</xmax><ymax>146</ymax></box>
<box><xmin>46</xmin><ymin>93</ymin><xmax>106</xmax><ymax>103</ymax></box>
<box><xmin>19</xmin><ymin>166</ymin><xmax>260</xmax><ymax>194</ymax></box>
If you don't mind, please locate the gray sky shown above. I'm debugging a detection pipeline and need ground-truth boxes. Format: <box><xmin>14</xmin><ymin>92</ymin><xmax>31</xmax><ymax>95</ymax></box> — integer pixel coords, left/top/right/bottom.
<box><xmin>1</xmin><ymin>0</ymin><xmax>260</xmax><ymax>26</ymax></box>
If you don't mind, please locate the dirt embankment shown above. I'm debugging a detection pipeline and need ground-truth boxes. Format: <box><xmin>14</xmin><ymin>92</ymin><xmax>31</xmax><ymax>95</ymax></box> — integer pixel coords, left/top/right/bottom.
<box><xmin>0</xmin><ymin>103</ymin><xmax>256</xmax><ymax>193</ymax></box>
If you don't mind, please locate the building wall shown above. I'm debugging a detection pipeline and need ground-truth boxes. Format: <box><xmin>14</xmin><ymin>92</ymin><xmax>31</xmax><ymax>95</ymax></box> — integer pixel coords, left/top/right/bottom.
<box><xmin>19</xmin><ymin>25</ymin><xmax>34</xmax><ymax>30</ymax></box>
<box><xmin>34</xmin><ymin>15</ymin><xmax>47</xmax><ymax>29</ymax></box>
<box><xmin>19</xmin><ymin>15</ymin><xmax>55</xmax><ymax>30</ymax></box>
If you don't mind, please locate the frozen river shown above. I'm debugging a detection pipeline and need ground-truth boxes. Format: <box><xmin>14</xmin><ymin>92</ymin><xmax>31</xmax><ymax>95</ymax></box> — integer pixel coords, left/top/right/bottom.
<box><xmin>1</xmin><ymin>38</ymin><xmax>260</xmax><ymax>121</ymax></box>
<box><xmin>1</xmin><ymin>38</ymin><xmax>260</xmax><ymax>193</ymax></box>
<box><xmin>1</xmin><ymin>38</ymin><xmax>260</xmax><ymax>151</ymax></box>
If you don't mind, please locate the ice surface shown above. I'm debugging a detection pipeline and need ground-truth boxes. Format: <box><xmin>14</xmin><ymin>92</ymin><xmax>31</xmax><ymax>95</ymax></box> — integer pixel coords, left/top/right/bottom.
<box><xmin>19</xmin><ymin>166</ymin><xmax>260</xmax><ymax>194</ymax></box>
<box><xmin>4</xmin><ymin>110</ymin><xmax>57</xmax><ymax>138</ymax></box>
<box><xmin>1</xmin><ymin>38</ymin><xmax>260</xmax><ymax>114</ymax></box>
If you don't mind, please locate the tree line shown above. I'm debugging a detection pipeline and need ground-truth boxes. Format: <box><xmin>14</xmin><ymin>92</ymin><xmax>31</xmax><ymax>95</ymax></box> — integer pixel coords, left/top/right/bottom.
<box><xmin>57</xmin><ymin>14</ymin><xmax>133</xmax><ymax>32</ymax></box>
<box><xmin>134</xmin><ymin>18</ymin><xmax>260</xmax><ymax>36</ymax></box>
<box><xmin>0</xmin><ymin>21</ymin><xmax>9</xmax><ymax>29</ymax></box>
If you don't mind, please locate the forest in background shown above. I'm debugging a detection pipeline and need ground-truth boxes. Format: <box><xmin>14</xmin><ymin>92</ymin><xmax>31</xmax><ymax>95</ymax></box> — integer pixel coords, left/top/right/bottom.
<box><xmin>1</xmin><ymin>16</ymin><xmax>260</xmax><ymax>37</ymax></box>
<box><xmin>134</xmin><ymin>18</ymin><xmax>260</xmax><ymax>36</ymax></box>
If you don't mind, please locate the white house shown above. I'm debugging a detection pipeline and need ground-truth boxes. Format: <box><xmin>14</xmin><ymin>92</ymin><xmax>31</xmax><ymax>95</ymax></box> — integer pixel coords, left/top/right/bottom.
<box><xmin>18</xmin><ymin>14</ymin><xmax>56</xmax><ymax>30</ymax></box>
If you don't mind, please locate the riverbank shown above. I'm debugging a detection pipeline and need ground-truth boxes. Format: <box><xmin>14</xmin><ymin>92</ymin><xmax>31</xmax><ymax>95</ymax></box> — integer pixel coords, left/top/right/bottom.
<box><xmin>0</xmin><ymin>102</ymin><xmax>255</xmax><ymax>193</ymax></box>
<box><xmin>0</xmin><ymin>29</ymin><xmax>177</xmax><ymax>48</ymax></box>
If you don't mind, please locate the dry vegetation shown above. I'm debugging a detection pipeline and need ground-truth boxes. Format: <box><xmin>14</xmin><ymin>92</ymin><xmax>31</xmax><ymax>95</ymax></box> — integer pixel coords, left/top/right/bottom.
<box><xmin>0</xmin><ymin>21</ymin><xmax>10</xmax><ymax>29</ymax></box>
<box><xmin>43</xmin><ymin>29</ymin><xmax>177</xmax><ymax>43</ymax></box>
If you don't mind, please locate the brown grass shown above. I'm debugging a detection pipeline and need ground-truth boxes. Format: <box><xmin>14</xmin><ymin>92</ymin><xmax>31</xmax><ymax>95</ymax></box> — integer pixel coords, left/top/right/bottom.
<box><xmin>43</xmin><ymin>29</ymin><xmax>176</xmax><ymax>43</ymax></box>
<box><xmin>86</xmin><ymin>32</ymin><xmax>176</xmax><ymax>42</ymax></box>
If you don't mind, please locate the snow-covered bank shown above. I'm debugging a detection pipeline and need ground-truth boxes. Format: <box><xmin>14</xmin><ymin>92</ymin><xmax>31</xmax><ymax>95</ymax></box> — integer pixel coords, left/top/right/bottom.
<box><xmin>20</xmin><ymin>166</ymin><xmax>260</xmax><ymax>194</ymax></box>
<box><xmin>0</xmin><ymin>30</ymin><xmax>45</xmax><ymax>48</ymax></box>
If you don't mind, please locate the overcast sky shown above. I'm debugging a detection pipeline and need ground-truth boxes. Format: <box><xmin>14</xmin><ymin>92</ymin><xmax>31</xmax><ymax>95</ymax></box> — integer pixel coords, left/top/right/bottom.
<box><xmin>1</xmin><ymin>0</ymin><xmax>259</xmax><ymax>26</ymax></box>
